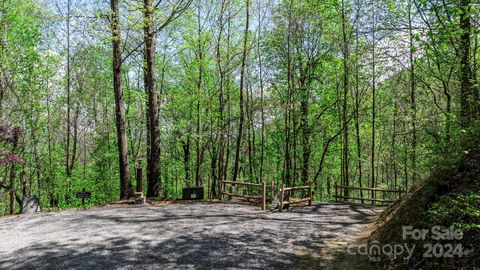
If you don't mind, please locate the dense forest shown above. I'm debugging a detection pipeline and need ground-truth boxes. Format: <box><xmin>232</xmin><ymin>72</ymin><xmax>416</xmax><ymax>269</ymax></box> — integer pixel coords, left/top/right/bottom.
<box><xmin>1</xmin><ymin>0</ymin><xmax>479</xmax><ymax>214</ymax></box>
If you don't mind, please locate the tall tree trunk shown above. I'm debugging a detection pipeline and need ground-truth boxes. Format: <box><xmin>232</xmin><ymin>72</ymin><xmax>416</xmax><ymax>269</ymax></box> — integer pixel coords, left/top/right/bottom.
<box><xmin>46</xmin><ymin>75</ymin><xmax>54</xmax><ymax>205</ymax></box>
<box><xmin>473</xmin><ymin>27</ymin><xmax>478</xmax><ymax>98</ymax></box>
<box><xmin>247</xmin><ymin>83</ymin><xmax>255</xmax><ymax>182</ymax></box>
<box><xmin>144</xmin><ymin>0</ymin><xmax>161</xmax><ymax>197</ymax></box>
<box><xmin>392</xmin><ymin>94</ymin><xmax>398</xmax><ymax>188</ymax></box>
<box><xmin>300</xmin><ymin>81</ymin><xmax>310</xmax><ymax>186</ymax></box>
<box><xmin>292</xmin><ymin>102</ymin><xmax>298</xmax><ymax>185</ymax></box>
<box><xmin>403</xmin><ymin>121</ymin><xmax>409</xmax><ymax>190</ymax></box>
<box><xmin>215</xmin><ymin>0</ymin><xmax>227</xmax><ymax>196</ymax></box>
<box><xmin>209</xmin><ymin>102</ymin><xmax>218</xmax><ymax>198</ymax></box>
<box><xmin>9</xmin><ymin>129</ymin><xmax>19</xmax><ymax>214</ymax></box>
<box><xmin>256</xmin><ymin>1</ymin><xmax>265</xmax><ymax>184</ymax></box>
<box><xmin>65</xmin><ymin>0</ymin><xmax>72</xmax><ymax>204</ymax></box>
<box><xmin>0</xmin><ymin>0</ymin><xmax>8</xmax><ymax>113</ymax></box>
<box><xmin>195</xmin><ymin>1</ymin><xmax>203</xmax><ymax>187</ymax></box>
<box><xmin>222</xmin><ymin>4</ymin><xmax>233</xmax><ymax>183</ymax></box>
<box><xmin>408</xmin><ymin>0</ymin><xmax>417</xmax><ymax>183</ymax></box>
<box><xmin>145</xmin><ymin>67</ymin><xmax>151</xmax><ymax>190</ymax></box>
<box><xmin>284</xmin><ymin>0</ymin><xmax>293</xmax><ymax>186</ymax></box>
<box><xmin>341</xmin><ymin>0</ymin><xmax>350</xmax><ymax>197</ymax></box>
<box><xmin>31</xmin><ymin>115</ymin><xmax>41</xmax><ymax>196</ymax></box>
<box><xmin>354</xmin><ymin>1</ymin><xmax>363</xmax><ymax>202</ymax></box>
<box><xmin>370</xmin><ymin>7</ymin><xmax>376</xmax><ymax>202</ymax></box>
<box><xmin>69</xmin><ymin>106</ymin><xmax>79</xmax><ymax>174</ymax></box>
<box><xmin>232</xmin><ymin>0</ymin><xmax>250</xmax><ymax>182</ymax></box>
<box><xmin>183</xmin><ymin>135</ymin><xmax>191</xmax><ymax>185</ymax></box>
<box><xmin>9</xmin><ymin>165</ymin><xmax>16</xmax><ymax>214</ymax></box>
<box><xmin>111</xmin><ymin>0</ymin><xmax>133</xmax><ymax>199</ymax></box>
<box><xmin>459</xmin><ymin>0</ymin><xmax>476</xmax><ymax>126</ymax></box>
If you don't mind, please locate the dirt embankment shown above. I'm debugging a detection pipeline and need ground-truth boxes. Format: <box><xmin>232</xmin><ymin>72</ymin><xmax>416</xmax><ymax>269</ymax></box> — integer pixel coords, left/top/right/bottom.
<box><xmin>330</xmin><ymin>150</ymin><xmax>480</xmax><ymax>269</ymax></box>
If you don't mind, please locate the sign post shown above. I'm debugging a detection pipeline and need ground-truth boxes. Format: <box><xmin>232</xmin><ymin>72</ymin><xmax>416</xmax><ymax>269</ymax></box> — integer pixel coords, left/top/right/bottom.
<box><xmin>136</xmin><ymin>167</ymin><xmax>143</xmax><ymax>193</ymax></box>
<box><xmin>76</xmin><ymin>188</ymin><xmax>91</xmax><ymax>208</ymax></box>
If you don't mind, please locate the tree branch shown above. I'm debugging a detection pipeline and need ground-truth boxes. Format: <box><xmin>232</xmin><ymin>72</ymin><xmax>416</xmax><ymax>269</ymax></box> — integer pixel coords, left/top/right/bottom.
<box><xmin>121</xmin><ymin>0</ymin><xmax>193</xmax><ymax>63</ymax></box>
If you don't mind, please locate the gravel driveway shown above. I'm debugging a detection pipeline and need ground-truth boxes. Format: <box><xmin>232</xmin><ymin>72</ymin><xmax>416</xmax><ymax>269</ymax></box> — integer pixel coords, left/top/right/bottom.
<box><xmin>0</xmin><ymin>202</ymin><xmax>381</xmax><ymax>270</ymax></box>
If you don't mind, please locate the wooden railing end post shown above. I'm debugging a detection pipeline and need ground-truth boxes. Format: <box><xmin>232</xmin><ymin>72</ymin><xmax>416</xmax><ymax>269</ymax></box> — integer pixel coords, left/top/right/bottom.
<box><xmin>309</xmin><ymin>183</ymin><xmax>313</xmax><ymax>206</ymax></box>
<box><xmin>261</xmin><ymin>181</ymin><xmax>266</xmax><ymax>210</ymax></box>
<box><xmin>279</xmin><ymin>183</ymin><xmax>285</xmax><ymax>212</ymax></box>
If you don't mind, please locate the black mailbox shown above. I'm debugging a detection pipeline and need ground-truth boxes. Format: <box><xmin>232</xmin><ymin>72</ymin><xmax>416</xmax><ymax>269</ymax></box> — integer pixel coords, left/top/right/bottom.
<box><xmin>182</xmin><ymin>186</ymin><xmax>204</xmax><ymax>200</ymax></box>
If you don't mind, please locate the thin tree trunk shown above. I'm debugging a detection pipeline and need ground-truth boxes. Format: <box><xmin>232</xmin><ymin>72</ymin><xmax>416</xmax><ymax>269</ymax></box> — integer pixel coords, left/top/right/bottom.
<box><xmin>341</xmin><ymin>0</ymin><xmax>350</xmax><ymax>197</ymax></box>
<box><xmin>144</xmin><ymin>0</ymin><xmax>161</xmax><ymax>197</ymax></box>
<box><xmin>256</xmin><ymin>1</ymin><xmax>266</xmax><ymax>184</ymax></box>
<box><xmin>354</xmin><ymin>1</ymin><xmax>363</xmax><ymax>202</ymax></box>
<box><xmin>31</xmin><ymin>116</ymin><xmax>41</xmax><ymax>196</ymax></box>
<box><xmin>215</xmin><ymin>0</ymin><xmax>226</xmax><ymax>196</ymax></box>
<box><xmin>284</xmin><ymin>0</ymin><xmax>293</xmax><ymax>186</ymax></box>
<box><xmin>65</xmin><ymin>0</ymin><xmax>72</xmax><ymax>204</ymax></box>
<box><xmin>247</xmin><ymin>83</ymin><xmax>254</xmax><ymax>182</ymax></box>
<box><xmin>183</xmin><ymin>136</ymin><xmax>191</xmax><ymax>185</ymax></box>
<box><xmin>371</xmin><ymin>7</ymin><xmax>376</xmax><ymax>202</ymax></box>
<box><xmin>392</xmin><ymin>94</ymin><xmax>398</xmax><ymax>188</ymax></box>
<box><xmin>459</xmin><ymin>0</ymin><xmax>476</xmax><ymax>126</ymax></box>
<box><xmin>9</xmin><ymin>130</ymin><xmax>19</xmax><ymax>214</ymax></box>
<box><xmin>224</xmin><ymin>80</ymin><xmax>231</xmax><ymax>182</ymax></box>
<box><xmin>209</xmin><ymin>112</ymin><xmax>217</xmax><ymax>198</ymax></box>
<box><xmin>69</xmin><ymin>106</ymin><xmax>80</xmax><ymax>175</ymax></box>
<box><xmin>408</xmin><ymin>0</ymin><xmax>417</xmax><ymax>183</ymax></box>
<box><xmin>46</xmin><ymin>75</ymin><xmax>54</xmax><ymax>205</ymax></box>
<box><xmin>300</xmin><ymin>83</ymin><xmax>310</xmax><ymax>186</ymax></box>
<box><xmin>111</xmin><ymin>0</ymin><xmax>133</xmax><ymax>199</ymax></box>
<box><xmin>403</xmin><ymin>121</ymin><xmax>409</xmax><ymax>190</ymax></box>
<box><xmin>0</xmin><ymin>0</ymin><xmax>9</xmax><ymax>115</ymax></box>
<box><xmin>292</xmin><ymin>102</ymin><xmax>298</xmax><ymax>186</ymax></box>
<box><xmin>473</xmin><ymin>27</ymin><xmax>478</xmax><ymax>98</ymax></box>
<box><xmin>232</xmin><ymin>0</ymin><xmax>250</xmax><ymax>183</ymax></box>
<box><xmin>195</xmin><ymin>1</ymin><xmax>203</xmax><ymax>187</ymax></box>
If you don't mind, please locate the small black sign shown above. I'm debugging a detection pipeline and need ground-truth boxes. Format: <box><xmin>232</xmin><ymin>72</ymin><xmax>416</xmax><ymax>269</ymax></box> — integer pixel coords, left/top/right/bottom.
<box><xmin>76</xmin><ymin>191</ymin><xmax>91</xmax><ymax>199</ymax></box>
<box><xmin>76</xmin><ymin>188</ymin><xmax>91</xmax><ymax>208</ymax></box>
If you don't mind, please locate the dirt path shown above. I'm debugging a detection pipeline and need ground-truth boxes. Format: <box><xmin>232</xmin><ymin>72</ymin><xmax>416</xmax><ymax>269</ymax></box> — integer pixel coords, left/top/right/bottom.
<box><xmin>0</xmin><ymin>202</ymin><xmax>382</xmax><ymax>270</ymax></box>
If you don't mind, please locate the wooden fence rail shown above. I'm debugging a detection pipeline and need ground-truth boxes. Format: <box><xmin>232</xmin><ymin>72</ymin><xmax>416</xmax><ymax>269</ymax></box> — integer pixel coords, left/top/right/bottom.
<box><xmin>334</xmin><ymin>184</ymin><xmax>405</xmax><ymax>205</ymax></box>
<box><xmin>220</xmin><ymin>180</ymin><xmax>272</xmax><ymax>210</ymax></box>
<box><xmin>220</xmin><ymin>181</ymin><xmax>314</xmax><ymax>211</ymax></box>
<box><xmin>279</xmin><ymin>183</ymin><xmax>313</xmax><ymax>212</ymax></box>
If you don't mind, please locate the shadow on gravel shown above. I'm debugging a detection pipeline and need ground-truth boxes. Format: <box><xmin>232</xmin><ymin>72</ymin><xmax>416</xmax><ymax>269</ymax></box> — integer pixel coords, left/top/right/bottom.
<box><xmin>0</xmin><ymin>203</ymin><xmax>381</xmax><ymax>270</ymax></box>
<box><xmin>1</xmin><ymin>233</ymin><xmax>301</xmax><ymax>269</ymax></box>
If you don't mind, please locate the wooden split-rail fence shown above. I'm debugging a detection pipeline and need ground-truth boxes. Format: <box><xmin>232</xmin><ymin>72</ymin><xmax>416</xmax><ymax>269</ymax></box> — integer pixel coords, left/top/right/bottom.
<box><xmin>220</xmin><ymin>180</ymin><xmax>270</xmax><ymax>210</ymax></box>
<box><xmin>277</xmin><ymin>184</ymin><xmax>313</xmax><ymax>212</ymax></box>
<box><xmin>334</xmin><ymin>184</ymin><xmax>405</xmax><ymax>205</ymax></box>
<box><xmin>220</xmin><ymin>180</ymin><xmax>313</xmax><ymax>211</ymax></box>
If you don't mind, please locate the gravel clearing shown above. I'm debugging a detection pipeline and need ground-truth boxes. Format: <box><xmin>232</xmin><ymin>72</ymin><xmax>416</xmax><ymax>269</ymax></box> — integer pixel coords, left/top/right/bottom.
<box><xmin>0</xmin><ymin>202</ymin><xmax>381</xmax><ymax>270</ymax></box>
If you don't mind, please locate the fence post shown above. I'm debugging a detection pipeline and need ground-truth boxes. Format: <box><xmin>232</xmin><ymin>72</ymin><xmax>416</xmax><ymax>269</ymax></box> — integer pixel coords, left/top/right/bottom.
<box><xmin>309</xmin><ymin>183</ymin><xmax>313</xmax><ymax>206</ymax></box>
<box><xmin>261</xmin><ymin>182</ymin><xmax>266</xmax><ymax>210</ymax></box>
<box><xmin>279</xmin><ymin>184</ymin><xmax>285</xmax><ymax>212</ymax></box>
<box><xmin>372</xmin><ymin>189</ymin><xmax>375</xmax><ymax>206</ymax></box>
<box><xmin>220</xmin><ymin>181</ymin><xmax>224</xmax><ymax>201</ymax></box>
<box><xmin>334</xmin><ymin>183</ymin><xmax>338</xmax><ymax>202</ymax></box>
<box><xmin>270</xmin><ymin>181</ymin><xmax>275</xmax><ymax>202</ymax></box>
